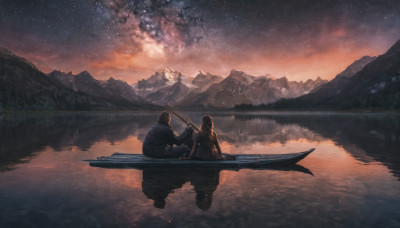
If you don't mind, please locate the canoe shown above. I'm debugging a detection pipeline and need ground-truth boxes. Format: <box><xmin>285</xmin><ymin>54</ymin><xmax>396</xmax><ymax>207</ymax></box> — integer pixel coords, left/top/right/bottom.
<box><xmin>87</xmin><ymin>148</ymin><xmax>315</xmax><ymax>169</ymax></box>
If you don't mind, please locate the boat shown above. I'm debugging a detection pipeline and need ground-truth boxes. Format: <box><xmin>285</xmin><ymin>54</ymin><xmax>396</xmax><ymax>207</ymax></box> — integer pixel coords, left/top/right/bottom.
<box><xmin>87</xmin><ymin>148</ymin><xmax>315</xmax><ymax>169</ymax></box>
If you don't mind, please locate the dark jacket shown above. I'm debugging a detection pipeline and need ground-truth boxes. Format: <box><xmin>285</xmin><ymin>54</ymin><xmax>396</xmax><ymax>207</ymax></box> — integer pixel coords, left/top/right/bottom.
<box><xmin>142</xmin><ymin>122</ymin><xmax>192</xmax><ymax>157</ymax></box>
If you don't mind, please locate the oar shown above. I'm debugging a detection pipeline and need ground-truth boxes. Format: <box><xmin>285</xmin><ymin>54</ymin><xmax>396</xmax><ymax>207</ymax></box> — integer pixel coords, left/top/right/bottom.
<box><xmin>165</xmin><ymin>105</ymin><xmax>200</xmax><ymax>131</ymax></box>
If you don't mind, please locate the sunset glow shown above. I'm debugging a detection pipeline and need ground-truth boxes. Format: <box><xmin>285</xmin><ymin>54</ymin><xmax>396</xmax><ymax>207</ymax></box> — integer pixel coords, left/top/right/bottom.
<box><xmin>1</xmin><ymin>0</ymin><xmax>399</xmax><ymax>83</ymax></box>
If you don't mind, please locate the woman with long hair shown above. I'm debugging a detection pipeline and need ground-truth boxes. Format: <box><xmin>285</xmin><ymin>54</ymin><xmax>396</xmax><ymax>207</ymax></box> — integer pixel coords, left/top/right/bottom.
<box><xmin>185</xmin><ymin>115</ymin><xmax>223</xmax><ymax>160</ymax></box>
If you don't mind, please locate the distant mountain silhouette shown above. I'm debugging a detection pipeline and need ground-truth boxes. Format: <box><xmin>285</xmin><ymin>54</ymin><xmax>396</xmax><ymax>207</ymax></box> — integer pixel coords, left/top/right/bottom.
<box><xmin>0</xmin><ymin>47</ymin><xmax>157</xmax><ymax>111</ymax></box>
<box><xmin>240</xmin><ymin>39</ymin><xmax>400</xmax><ymax>111</ymax></box>
<box><xmin>132</xmin><ymin>67</ymin><xmax>326</xmax><ymax>109</ymax></box>
<box><xmin>0</xmin><ymin>47</ymin><xmax>91</xmax><ymax>111</ymax></box>
<box><xmin>176</xmin><ymin>69</ymin><xmax>326</xmax><ymax>109</ymax></box>
<box><xmin>48</xmin><ymin>71</ymin><xmax>150</xmax><ymax>108</ymax></box>
<box><xmin>308</xmin><ymin>56</ymin><xmax>376</xmax><ymax>96</ymax></box>
<box><xmin>192</xmin><ymin>71</ymin><xmax>224</xmax><ymax>90</ymax></box>
<box><xmin>7</xmin><ymin>39</ymin><xmax>399</xmax><ymax>112</ymax></box>
<box><xmin>133</xmin><ymin>68</ymin><xmax>198</xmax><ymax>105</ymax></box>
<box><xmin>145</xmin><ymin>79</ymin><xmax>191</xmax><ymax>106</ymax></box>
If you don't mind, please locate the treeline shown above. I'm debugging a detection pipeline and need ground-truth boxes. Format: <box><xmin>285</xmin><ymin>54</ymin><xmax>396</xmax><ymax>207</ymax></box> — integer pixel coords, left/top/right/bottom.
<box><xmin>233</xmin><ymin>97</ymin><xmax>321</xmax><ymax>111</ymax></box>
<box><xmin>234</xmin><ymin>93</ymin><xmax>400</xmax><ymax>111</ymax></box>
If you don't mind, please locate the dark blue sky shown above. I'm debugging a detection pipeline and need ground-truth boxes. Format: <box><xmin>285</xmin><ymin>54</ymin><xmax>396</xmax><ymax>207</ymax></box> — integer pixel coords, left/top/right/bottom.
<box><xmin>1</xmin><ymin>0</ymin><xmax>399</xmax><ymax>83</ymax></box>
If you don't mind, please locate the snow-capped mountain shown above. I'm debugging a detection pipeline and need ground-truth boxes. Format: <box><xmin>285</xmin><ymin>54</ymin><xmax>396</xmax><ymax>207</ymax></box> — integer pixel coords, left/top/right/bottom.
<box><xmin>192</xmin><ymin>71</ymin><xmax>224</xmax><ymax>92</ymax></box>
<box><xmin>133</xmin><ymin>68</ymin><xmax>223</xmax><ymax>105</ymax></box>
<box><xmin>132</xmin><ymin>67</ymin><xmax>327</xmax><ymax>109</ymax></box>
<box><xmin>176</xmin><ymin>69</ymin><xmax>327</xmax><ymax>109</ymax></box>
<box><xmin>145</xmin><ymin>80</ymin><xmax>191</xmax><ymax>106</ymax></box>
<box><xmin>134</xmin><ymin>67</ymin><xmax>193</xmax><ymax>94</ymax></box>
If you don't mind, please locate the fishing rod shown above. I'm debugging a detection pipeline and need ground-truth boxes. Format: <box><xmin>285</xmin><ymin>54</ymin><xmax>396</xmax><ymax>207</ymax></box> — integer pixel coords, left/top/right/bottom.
<box><xmin>165</xmin><ymin>105</ymin><xmax>200</xmax><ymax>131</ymax></box>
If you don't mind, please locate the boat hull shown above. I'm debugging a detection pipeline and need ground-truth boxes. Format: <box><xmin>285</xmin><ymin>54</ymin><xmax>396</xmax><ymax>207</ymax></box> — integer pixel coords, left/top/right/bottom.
<box><xmin>87</xmin><ymin>148</ymin><xmax>315</xmax><ymax>169</ymax></box>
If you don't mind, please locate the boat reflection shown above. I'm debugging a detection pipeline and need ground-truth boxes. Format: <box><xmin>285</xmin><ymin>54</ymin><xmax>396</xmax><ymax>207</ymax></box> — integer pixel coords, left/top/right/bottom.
<box><xmin>2</xmin><ymin>112</ymin><xmax>399</xmax><ymax>182</ymax></box>
<box><xmin>232</xmin><ymin>113</ymin><xmax>400</xmax><ymax>180</ymax></box>
<box><xmin>142</xmin><ymin>169</ymin><xmax>219</xmax><ymax>210</ymax></box>
<box><xmin>141</xmin><ymin>165</ymin><xmax>313</xmax><ymax>210</ymax></box>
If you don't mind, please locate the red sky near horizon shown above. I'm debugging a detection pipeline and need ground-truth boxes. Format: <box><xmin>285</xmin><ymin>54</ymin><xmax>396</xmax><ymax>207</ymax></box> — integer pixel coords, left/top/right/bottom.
<box><xmin>1</xmin><ymin>0</ymin><xmax>399</xmax><ymax>84</ymax></box>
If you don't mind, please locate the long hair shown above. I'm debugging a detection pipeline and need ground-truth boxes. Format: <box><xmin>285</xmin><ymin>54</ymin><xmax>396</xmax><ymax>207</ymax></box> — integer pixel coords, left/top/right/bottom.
<box><xmin>158</xmin><ymin>112</ymin><xmax>171</xmax><ymax>127</ymax></box>
<box><xmin>199</xmin><ymin>115</ymin><xmax>214</xmax><ymax>141</ymax></box>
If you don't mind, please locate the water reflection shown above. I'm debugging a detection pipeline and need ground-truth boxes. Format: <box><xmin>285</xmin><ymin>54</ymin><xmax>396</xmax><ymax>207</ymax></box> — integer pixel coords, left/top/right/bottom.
<box><xmin>142</xmin><ymin>169</ymin><xmax>219</xmax><ymax>210</ymax></box>
<box><xmin>0</xmin><ymin>113</ymin><xmax>157</xmax><ymax>171</ymax></box>
<box><xmin>232</xmin><ymin>113</ymin><xmax>400</xmax><ymax>180</ymax></box>
<box><xmin>1</xmin><ymin>112</ymin><xmax>400</xmax><ymax>227</ymax></box>
<box><xmin>141</xmin><ymin>165</ymin><xmax>313</xmax><ymax>210</ymax></box>
<box><xmin>1</xmin><ymin>112</ymin><xmax>399</xmax><ymax>181</ymax></box>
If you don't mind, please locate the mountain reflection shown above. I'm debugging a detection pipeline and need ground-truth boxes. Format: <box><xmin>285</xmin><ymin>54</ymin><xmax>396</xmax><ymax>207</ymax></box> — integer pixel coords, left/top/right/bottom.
<box><xmin>0</xmin><ymin>113</ymin><xmax>156</xmax><ymax>171</ymax></box>
<box><xmin>181</xmin><ymin>113</ymin><xmax>324</xmax><ymax>145</ymax></box>
<box><xmin>1</xmin><ymin>112</ymin><xmax>399</xmax><ymax>182</ymax></box>
<box><xmin>232</xmin><ymin>113</ymin><xmax>400</xmax><ymax>180</ymax></box>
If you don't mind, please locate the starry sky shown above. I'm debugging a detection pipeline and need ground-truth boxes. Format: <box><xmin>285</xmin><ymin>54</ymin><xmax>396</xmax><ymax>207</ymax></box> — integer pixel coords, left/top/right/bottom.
<box><xmin>1</xmin><ymin>0</ymin><xmax>399</xmax><ymax>83</ymax></box>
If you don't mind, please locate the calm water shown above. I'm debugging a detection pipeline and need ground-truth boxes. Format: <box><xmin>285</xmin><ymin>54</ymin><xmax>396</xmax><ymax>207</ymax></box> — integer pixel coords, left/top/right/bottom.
<box><xmin>0</xmin><ymin>112</ymin><xmax>400</xmax><ymax>227</ymax></box>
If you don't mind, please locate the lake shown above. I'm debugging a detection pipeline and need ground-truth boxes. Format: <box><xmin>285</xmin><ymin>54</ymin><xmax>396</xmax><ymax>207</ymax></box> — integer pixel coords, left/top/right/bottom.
<box><xmin>0</xmin><ymin>112</ymin><xmax>399</xmax><ymax>227</ymax></box>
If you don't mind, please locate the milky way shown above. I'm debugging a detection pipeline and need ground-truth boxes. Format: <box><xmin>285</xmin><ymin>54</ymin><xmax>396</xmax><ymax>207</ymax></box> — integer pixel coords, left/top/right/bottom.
<box><xmin>1</xmin><ymin>0</ymin><xmax>400</xmax><ymax>83</ymax></box>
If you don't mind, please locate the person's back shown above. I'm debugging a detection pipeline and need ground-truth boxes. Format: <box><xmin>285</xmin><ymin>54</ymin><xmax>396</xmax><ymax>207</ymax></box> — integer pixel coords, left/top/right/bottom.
<box><xmin>142</xmin><ymin>112</ymin><xmax>193</xmax><ymax>158</ymax></box>
<box><xmin>185</xmin><ymin>115</ymin><xmax>223</xmax><ymax>160</ymax></box>
<box><xmin>143</xmin><ymin>122</ymin><xmax>175</xmax><ymax>156</ymax></box>
<box><xmin>194</xmin><ymin>131</ymin><xmax>220</xmax><ymax>160</ymax></box>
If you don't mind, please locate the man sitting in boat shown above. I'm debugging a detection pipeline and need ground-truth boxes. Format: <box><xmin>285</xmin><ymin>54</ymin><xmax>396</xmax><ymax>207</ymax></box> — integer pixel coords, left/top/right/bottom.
<box><xmin>142</xmin><ymin>112</ymin><xmax>193</xmax><ymax>158</ymax></box>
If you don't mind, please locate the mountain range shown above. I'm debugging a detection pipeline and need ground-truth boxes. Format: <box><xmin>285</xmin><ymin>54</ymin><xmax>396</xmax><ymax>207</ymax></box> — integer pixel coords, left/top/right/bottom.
<box><xmin>48</xmin><ymin>70</ymin><xmax>149</xmax><ymax>107</ymax></box>
<box><xmin>1</xmin><ymin>38</ymin><xmax>400</xmax><ymax>111</ymax></box>
<box><xmin>0</xmin><ymin>47</ymin><xmax>156</xmax><ymax>111</ymax></box>
<box><xmin>249</xmin><ymin>39</ymin><xmax>400</xmax><ymax>111</ymax></box>
<box><xmin>133</xmin><ymin>68</ymin><xmax>326</xmax><ymax>109</ymax></box>
<box><xmin>132</xmin><ymin>68</ymin><xmax>223</xmax><ymax>106</ymax></box>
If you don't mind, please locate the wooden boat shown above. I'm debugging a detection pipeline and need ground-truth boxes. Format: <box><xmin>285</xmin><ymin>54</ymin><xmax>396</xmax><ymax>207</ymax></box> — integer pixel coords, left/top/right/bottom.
<box><xmin>87</xmin><ymin>148</ymin><xmax>315</xmax><ymax>169</ymax></box>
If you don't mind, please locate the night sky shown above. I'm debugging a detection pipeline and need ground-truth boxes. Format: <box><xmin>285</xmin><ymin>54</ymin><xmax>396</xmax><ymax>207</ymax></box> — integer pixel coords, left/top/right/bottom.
<box><xmin>1</xmin><ymin>0</ymin><xmax>399</xmax><ymax>83</ymax></box>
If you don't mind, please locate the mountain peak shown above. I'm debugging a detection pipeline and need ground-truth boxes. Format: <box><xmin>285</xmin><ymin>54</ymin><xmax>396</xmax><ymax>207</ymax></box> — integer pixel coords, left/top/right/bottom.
<box><xmin>49</xmin><ymin>70</ymin><xmax>64</xmax><ymax>75</ymax></box>
<box><xmin>163</xmin><ymin>67</ymin><xmax>176</xmax><ymax>73</ymax></box>
<box><xmin>75</xmin><ymin>71</ymin><xmax>96</xmax><ymax>82</ymax></box>
<box><xmin>106</xmin><ymin>77</ymin><xmax>130</xmax><ymax>87</ymax></box>
<box><xmin>336</xmin><ymin>55</ymin><xmax>376</xmax><ymax>78</ymax></box>
<box><xmin>264</xmin><ymin>74</ymin><xmax>277</xmax><ymax>80</ymax></box>
<box><xmin>278</xmin><ymin>76</ymin><xmax>288</xmax><ymax>81</ymax></box>
<box><xmin>228</xmin><ymin>69</ymin><xmax>248</xmax><ymax>76</ymax></box>
<box><xmin>198</xmin><ymin>70</ymin><xmax>207</xmax><ymax>75</ymax></box>
<box><xmin>161</xmin><ymin>67</ymin><xmax>180</xmax><ymax>81</ymax></box>
<box><xmin>230</xmin><ymin>69</ymin><xmax>243</xmax><ymax>74</ymax></box>
<box><xmin>78</xmin><ymin>70</ymin><xmax>90</xmax><ymax>75</ymax></box>
<box><xmin>0</xmin><ymin>46</ymin><xmax>13</xmax><ymax>57</ymax></box>
<box><xmin>225</xmin><ymin>69</ymin><xmax>255</xmax><ymax>84</ymax></box>
<box><xmin>192</xmin><ymin>71</ymin><xmax>223</xmax><ymax>88</ymax></box>
<box><xmin>358</xmin><ymin>55</ymin><xmax>376</xmax><ymax>62</ymax></box>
